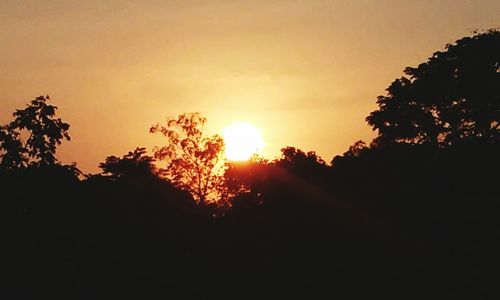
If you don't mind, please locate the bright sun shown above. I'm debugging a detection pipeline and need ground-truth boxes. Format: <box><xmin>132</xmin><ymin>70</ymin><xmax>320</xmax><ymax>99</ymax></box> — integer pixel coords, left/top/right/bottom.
<box><xmin>222</xmin><ymin>122</ymin><xmax>264</xmax><ymax>161</ymax></box>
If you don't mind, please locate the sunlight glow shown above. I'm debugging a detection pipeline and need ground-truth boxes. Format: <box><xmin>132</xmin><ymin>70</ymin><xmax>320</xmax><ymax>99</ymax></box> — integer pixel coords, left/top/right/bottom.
<box><xmin>222</xmin><ymin>122</ymin><xmax>264</xmax><ymax>161</ymax></box>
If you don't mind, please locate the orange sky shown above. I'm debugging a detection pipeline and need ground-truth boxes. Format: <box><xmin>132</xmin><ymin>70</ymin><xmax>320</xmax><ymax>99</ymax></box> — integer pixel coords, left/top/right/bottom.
<box><xmin>1</xmin><ymin>0</ymin><xmax>499</xmax><ymax>173</ymax></box>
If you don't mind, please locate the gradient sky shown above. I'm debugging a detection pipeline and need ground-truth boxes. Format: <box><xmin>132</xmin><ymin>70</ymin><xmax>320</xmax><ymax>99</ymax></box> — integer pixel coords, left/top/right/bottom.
<box><xmin>1</xmin><ymin>0</ymin><xmax>499</xmax><ymax>172</ymax></box>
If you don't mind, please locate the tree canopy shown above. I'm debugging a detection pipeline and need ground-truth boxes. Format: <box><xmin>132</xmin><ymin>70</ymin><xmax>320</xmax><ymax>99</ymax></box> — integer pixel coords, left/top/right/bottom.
<box><xmin>0</xmin><ymin>95</ymin><xmax>70</xmax><ymax>172</ymax></box>
<box><xmin>367</xmin><ymin>30</ymin><xmax>500</xmax><ymax>147</ymax></box>
<box><xmin>99</xmin><ymin>147</ymin><xmax>157</xmax><ymax>181</ymax></box>
<box><xmin>150</xmin><ymin>112</ymin><xmax>225</xmax><ymax>204</ymax></box>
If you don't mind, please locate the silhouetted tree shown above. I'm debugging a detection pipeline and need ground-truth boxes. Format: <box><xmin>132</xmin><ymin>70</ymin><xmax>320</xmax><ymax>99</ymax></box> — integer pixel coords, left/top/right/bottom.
<box><xmin>276</xmin><ymin>147</ymin><xmax>330</xmax><ymax>183</ymax></box>
<box><xmin>367</xmin><ymin>30</ymin><xmax>500</xmax><ymax>147</ymax></box>
<box><xmin>340</xmin><ymin>140</ymin><xmax>369</xmax><ymax>159</ymax></box>
<box><xmin>226</xmin><ymin>148</ymin><xmax>331</xmax><ymax>207</ymax></box>
<box><xmin>224</xmin><ymin>156</ymin><xmax>271</xmax><ymax>199</ymax></box>
<box><xmin>278</xmin><ymin>146</ymin><xmax>326</xmax><ymax>167</ymax></box>
<box><xmin>150</xmin><ymin>112</ymin><xmax>225</xmax><ymax>205</ymax></box>
<box><xmin>99</xmin><ymin>147</ymin><xmax>157</xmax><ymax>181</ymax></box>
<box><xmin>0</xmin><ymin>125</ymin><xmax>24</xmax><ymax>171</ymax></box>
<box><xmin>0</xmin><ymin>95</ymin><xmax>70</xmax><ymax>172</ymax></box>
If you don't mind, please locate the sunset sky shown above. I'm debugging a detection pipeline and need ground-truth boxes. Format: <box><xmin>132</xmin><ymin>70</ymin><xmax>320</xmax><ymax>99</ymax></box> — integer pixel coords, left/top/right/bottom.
<box><xmin>1</xmin><ymin>0</ymin><xmax>498</xmax><ymax>173</ymax></box>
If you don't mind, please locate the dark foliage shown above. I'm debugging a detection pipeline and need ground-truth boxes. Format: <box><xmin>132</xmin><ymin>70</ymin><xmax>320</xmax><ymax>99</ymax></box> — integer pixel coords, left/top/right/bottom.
<box><xmin>0</xmin><ymin>95</ymin><xmax>70</xmax><ymax>172</ymax></box>
<box><xmin>3</xmin><ymin>142</ymin><xmax>498</xmax><ymax>299</ymax></box>
<box><xmin>99</xmin><ymin>147</ymin><xmax>157</xmax><ymax>181</ymax></box>
<box><xmin>367</xmin><ymin>30</ymin><xmax>500</xmax><ymax>147</ymax></box>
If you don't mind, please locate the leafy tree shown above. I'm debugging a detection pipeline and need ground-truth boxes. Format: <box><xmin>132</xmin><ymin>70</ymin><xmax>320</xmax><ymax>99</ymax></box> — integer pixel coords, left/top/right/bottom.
<box><xmin>150</xmin><ymin>112</ymin><xmax>225</xmax><ymax>204</ymax></box>
<box><xmin>0</xmin><ymin>126</ymin><xmax>24</xmax><ymax>171</ymax></box>
<box><xmin>224</xmin><ymin>155</ymin><xmax>270</xmax><ymax>199</ymax></box>
<box><xmin>0</xmin><ymin>95</ymin><xmax>70</xmax><ymax>171</ymax></box>
<box><xmin>278</xmin><ymin>146</ymin><xmax>326</xmax><ymax>167</ymax></box>
<box><xmin>342</xmin><ymin>140</ymin><xmax>369</xmax><ymax>158</ymax></box>
<box><xmin>367</xmin><ymin>29</ymin><xmax>500</xmax><ymax>147</ymax></box>
<box><xmin>99</xmin><ymin>147</ymin><xmax>157</xmax><ymax>181</ymax></box>
<box><xmin>275</xmin><ymin>147</ymin><xmax>331</xmax><ymax>187</ymax></box>
<box><xmin>226</xmin><ymin>148</ymin><xmax>330</xmax><ymax>206</ymax></box>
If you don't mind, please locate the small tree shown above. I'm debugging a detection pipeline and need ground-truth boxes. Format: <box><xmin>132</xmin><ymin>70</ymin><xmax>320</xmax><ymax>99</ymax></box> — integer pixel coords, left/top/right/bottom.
<box><xmin>150</xmin><ymin>112</ymin><xmax>225</xmax><ymax>205</ymax></box>
<box><xmin>0</xmin><ymin>95</ymin><xmax>70</xmax><ymax>172</ymax></box>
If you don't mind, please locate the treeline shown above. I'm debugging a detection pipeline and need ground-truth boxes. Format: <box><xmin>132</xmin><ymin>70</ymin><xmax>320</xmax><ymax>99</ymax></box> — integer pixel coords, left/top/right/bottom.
<box><xmin>1</xmin><ymin>30</ymin><xmax>499</xmax><ymax>299</ymax></box>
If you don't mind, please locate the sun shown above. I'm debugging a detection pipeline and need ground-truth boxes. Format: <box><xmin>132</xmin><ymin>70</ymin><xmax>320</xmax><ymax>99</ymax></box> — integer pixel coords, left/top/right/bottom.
<box><xmin>222</xmin><ymin>122</ymin><xmax>264</xmax><ymax>161</ymax></box>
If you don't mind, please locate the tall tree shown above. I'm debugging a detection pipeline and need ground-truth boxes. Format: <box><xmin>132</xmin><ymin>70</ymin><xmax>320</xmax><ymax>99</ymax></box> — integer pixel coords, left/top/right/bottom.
<box><xmin>0</xmin><ymin>95</ymin><xmax>70</xmax><ymax>171</ymax></box>
<box><xmin>150</xmin><ymin>112</ymin><xmax>225</xmax><ymax>204</ymax></box>
<box><xmin>367</xmin><ymin>29</ymin><xmax>500</xmax><ymax>147</ymax></box>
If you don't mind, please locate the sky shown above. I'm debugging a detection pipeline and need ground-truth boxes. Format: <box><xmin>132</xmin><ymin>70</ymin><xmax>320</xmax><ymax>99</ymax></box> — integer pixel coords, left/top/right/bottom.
<box><xmin>1</xmin><ymin>0</ymin><xmax>499</xmax><ymax>173</ymax></box>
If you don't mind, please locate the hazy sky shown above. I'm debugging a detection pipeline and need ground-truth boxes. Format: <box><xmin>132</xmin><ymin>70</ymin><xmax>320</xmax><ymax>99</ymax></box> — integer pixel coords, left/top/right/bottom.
<box><xmin>1</xmin><ymin>0</ymin><xmax>498</xmax><ymax>172</ymax></box>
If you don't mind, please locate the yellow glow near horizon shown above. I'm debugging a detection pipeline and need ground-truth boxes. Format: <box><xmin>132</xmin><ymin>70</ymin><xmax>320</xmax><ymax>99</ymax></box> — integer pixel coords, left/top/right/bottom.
<box><xmin>222</xmin><ymin>122</ymin><xmax>265</xmax><ymax>161</ymax></box>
